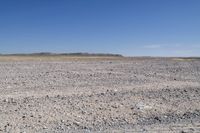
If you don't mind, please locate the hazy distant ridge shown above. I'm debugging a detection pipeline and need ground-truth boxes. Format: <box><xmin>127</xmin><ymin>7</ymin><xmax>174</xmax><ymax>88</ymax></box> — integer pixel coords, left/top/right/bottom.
<box><xmin>0</xmin><ymin>52</ymin><xmax>123</xmax><ymax>57</ymax></box>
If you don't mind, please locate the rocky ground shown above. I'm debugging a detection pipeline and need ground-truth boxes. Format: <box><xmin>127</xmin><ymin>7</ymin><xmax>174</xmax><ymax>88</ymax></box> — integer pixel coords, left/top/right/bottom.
<box><xmin>0</xmin><ymin>57</ymin><xmax>200</xmax><ymax>132</ymax></box>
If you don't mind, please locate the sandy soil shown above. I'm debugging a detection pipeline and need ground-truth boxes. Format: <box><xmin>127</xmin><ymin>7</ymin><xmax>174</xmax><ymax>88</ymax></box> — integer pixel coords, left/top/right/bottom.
<box><xmin>0</xmin><ymin>57</ymin><xmax>200</xmax><ymax>132</ymax></box>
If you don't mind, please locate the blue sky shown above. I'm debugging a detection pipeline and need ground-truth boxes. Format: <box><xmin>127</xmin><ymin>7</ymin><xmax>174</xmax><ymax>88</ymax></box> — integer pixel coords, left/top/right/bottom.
<box><xmin>0</xmin><ymin>0</ymin><xmax>200</xmax><ymax>56</ymax></box>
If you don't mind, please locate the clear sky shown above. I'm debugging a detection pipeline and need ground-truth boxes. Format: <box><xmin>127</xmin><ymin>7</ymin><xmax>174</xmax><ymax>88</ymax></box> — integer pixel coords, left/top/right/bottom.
<box><xmin>0</xmin><ymin>0</ymin><xmax>200</xmax><ymax>56</ymax></box>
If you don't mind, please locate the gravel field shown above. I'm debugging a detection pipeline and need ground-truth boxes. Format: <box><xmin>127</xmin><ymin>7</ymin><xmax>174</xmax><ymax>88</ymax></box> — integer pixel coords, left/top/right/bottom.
<box><xmin>0</xmin><ymin>57</ymin><xmax>200</xmax><ymax>132</ymax></box>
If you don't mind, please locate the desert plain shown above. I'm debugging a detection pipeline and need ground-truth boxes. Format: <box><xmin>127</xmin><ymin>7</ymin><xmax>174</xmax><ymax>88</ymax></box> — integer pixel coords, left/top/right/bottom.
<box><xmin>0</xmin><ymin>56</ymin><xmax>200</xmax><ymax>132</ymax></box>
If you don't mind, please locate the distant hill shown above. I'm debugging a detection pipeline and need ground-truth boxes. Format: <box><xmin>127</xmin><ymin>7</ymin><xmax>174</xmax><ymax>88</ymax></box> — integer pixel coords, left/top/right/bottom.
<box><xmin>0</xmin><ymin>52</ymin><xmax>123</xmax><ymax>57</ymax></box>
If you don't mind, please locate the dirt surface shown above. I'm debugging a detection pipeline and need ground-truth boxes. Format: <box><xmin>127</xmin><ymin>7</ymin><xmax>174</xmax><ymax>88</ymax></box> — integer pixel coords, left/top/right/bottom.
<box><xmin>0</xmin><ymin>57</ymin><xmax>200</xmax><ymax>132</ymax></box>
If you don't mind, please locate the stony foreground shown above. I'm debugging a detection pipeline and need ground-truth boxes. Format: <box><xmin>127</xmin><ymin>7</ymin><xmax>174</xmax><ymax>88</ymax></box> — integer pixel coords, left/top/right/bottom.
<box><xmin>0</xmin><ymin>57</ymin><xmax>200</xmax><ymax>132</ymax></box>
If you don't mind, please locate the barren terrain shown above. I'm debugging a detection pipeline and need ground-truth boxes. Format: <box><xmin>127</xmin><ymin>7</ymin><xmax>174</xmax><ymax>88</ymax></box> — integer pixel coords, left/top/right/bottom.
<box><xmin>0</xmin><ymin>56</ymin><xmax>200</xmax><ymax>132</ymax></box>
